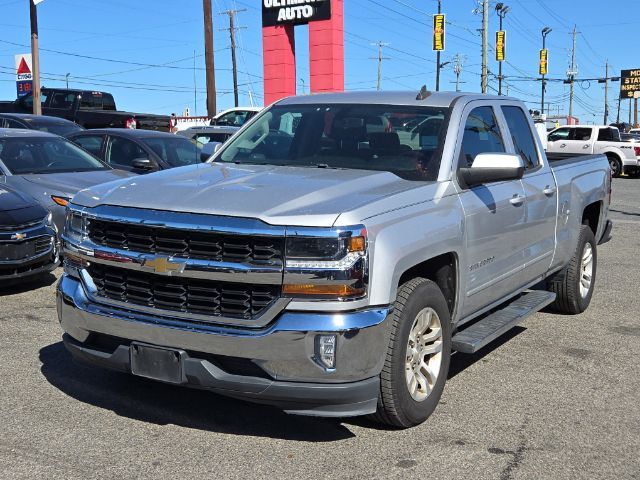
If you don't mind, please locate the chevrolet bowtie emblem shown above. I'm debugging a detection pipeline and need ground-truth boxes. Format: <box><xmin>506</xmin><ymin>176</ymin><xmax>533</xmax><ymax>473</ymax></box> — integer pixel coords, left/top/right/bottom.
<box><xmin>141</xmin><ymin>257</ymin><xmax>186</xmax><ymax>275</ymax></box>
<box><xmin>11</xmin><ymin>232</ymin><xmax>27</xmax><ymax>241</ymax></box>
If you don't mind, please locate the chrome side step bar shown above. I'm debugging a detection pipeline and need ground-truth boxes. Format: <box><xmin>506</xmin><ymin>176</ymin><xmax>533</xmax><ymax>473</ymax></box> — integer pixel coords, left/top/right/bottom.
<box><xmin>452</xmin><ymin>290</ymin><xmax>556</xmax><ymax>354</ymax></box>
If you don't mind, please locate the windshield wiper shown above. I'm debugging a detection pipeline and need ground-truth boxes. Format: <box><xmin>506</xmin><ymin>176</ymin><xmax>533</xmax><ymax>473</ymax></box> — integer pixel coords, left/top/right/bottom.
<box><xmin>313</xmin><ymin>163</ymin><xmax>346</xmax><ymax>170</ymax></box>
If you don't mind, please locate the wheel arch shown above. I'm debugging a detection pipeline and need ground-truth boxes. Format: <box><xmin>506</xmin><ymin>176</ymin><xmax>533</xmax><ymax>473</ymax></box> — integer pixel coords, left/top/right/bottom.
<box><xmin>582</xmin><ymin>201</ymin><xmax>602</xmax><ymax>237</ymax></box>
<box><xmin>396</xmin><ymin>252</ymin><xmax>459</xmax><ymax>319</ymax></box>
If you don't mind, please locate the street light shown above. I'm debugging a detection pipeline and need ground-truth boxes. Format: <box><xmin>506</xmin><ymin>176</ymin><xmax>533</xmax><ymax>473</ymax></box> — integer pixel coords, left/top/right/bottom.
<box><xmin>495</xmin><ymin>3</ymin><xmax>510</xmax><ymax>95</ymax></box>
<box><xmin>65</xmin><ymin>73</ymin><xmax>70</xmax><ymax>89</ymax></box>
<box><xmin>541</xmin><ymin>27</ymin><xmax>552</xmax><ymax>114</ymax></box>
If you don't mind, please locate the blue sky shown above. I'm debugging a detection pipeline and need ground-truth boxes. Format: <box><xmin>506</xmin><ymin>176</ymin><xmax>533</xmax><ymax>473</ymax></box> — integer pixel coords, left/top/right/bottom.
<box><xmin>0</xmin><ymin>0</ymin><xmax>637</xmax><ymax>123</ymax></box>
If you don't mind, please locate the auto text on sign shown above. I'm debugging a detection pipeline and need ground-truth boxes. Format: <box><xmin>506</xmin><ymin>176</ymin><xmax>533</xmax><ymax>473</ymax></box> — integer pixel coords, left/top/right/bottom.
<box><xmin>262</xmin><ymin>0</ymin><xmax>331</xmax><ymax>27</ymax></box>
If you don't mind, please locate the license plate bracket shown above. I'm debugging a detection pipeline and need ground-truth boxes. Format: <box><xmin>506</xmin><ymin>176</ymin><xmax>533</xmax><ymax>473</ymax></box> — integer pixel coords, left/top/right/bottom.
<box><xmin>130</xmin><ymin>343</ymin><xmax>186</xmax><ymax>384</ymax></box>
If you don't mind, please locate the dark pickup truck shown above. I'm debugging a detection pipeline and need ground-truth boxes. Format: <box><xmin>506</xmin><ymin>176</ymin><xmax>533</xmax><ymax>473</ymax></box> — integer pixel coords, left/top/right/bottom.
<box><xmin>0</xmin><ymin>88</ymin><xmax>174</xmax><ymax>132</ymax></box>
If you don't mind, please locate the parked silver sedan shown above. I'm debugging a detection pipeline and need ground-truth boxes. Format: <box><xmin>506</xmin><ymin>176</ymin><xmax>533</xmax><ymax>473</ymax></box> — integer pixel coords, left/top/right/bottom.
<box><xmin>0</xmin><ymin>129</ymin><xmax>132</xmax><ymax>233</ymax></box>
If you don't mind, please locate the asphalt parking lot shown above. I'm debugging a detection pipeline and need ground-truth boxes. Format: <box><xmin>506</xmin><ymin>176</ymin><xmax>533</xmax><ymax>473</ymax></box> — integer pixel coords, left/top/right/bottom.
<box><xmin>1</xmin><ymin>177</ymin><xmax>638</xmax><ymax>480</ymax></box>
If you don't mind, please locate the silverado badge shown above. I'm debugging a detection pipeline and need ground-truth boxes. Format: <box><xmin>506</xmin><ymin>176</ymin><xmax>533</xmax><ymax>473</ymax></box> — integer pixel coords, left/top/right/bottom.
<box><xmin>141</xmin><ymin>256</ymin><xmax>186</xmax><ymax>275</ymax></box>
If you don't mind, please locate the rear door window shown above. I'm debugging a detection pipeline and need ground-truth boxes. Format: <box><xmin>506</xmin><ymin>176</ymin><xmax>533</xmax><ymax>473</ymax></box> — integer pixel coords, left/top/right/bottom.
<box><xmin>501</xmin><ymin>106</ymin><xmax>540</xmax><ymax>169</ymax></box>
<box><xmin>80</xmin><ymin>93</ymin><xmax>104</xmax><ymax>110</ymax></box>
<box><xmin>72</xmin><ymin>135</ymin><xmax>105</xmax><ymax>158</ymax></box>
<box><xmin>570</xmin><ymin>128</ymin><xmax>593</xmax><ymax>141</ymax></box>
<box><xmin>50</xmin><ymin>93</ymin><xmax>76</xmax><ymax>110</ymax></box>
<box><xmin>106</xmin><ymin>136</ymin><xmax>147</xmax><ymax>168</ymax></box>
<box><xmin>460</xmin><ymin>106</ymin><xmax>506</xmax><ymax>167</ymax></box>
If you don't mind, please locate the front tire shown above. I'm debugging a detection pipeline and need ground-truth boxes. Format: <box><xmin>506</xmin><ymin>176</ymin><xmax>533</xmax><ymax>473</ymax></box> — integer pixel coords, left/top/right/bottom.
<box><xmin>372</xmin><ymin>278</ymin><xmax>451</xmax><ymax>428</ymax></box>
<box><xmin>547</xmin><ymin>225</ymin><xmax>597</xmax><ymax>314</ymax></box>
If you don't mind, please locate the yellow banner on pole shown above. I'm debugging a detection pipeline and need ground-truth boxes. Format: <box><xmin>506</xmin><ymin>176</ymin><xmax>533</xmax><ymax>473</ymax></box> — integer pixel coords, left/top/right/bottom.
<box><xmin>433</xmin><ymin>14</ymin><xmax>445</xmax><ymax>52</ymax></box>
<box><xmin>496</xmin><ymin>31</ymin><xmax>506</xmax><ymax>62</ymax></box>
<box><xmin>539</xmin><ymin>49</ymin><xmax>548</xmax><ymax>75</ymax></box>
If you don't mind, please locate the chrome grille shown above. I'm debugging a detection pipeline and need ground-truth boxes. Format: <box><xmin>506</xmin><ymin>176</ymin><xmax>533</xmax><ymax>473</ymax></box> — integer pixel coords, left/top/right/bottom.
<box><xmin>88</xmin><ymin>219</ymin><xmax>283</xmax><ymax>264</ymax></box>
<box><xmin>88</xmin><ymin>264</ymin><xmax>280</xmax><ymax>320</ymax></box>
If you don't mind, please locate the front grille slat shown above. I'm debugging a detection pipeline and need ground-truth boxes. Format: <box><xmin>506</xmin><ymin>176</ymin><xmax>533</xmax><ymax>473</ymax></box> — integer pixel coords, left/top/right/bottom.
<box><xmin>89</xmin><ymin>264</ymin><xmax>280</xmax><ymax>321</ymax></box>
<box><xmin>0</xmin><ymin>236</ymin><xmax>52</xmax><ymax>261</ymax></box>
<box><xmin>88</xmin><ymin>219</ymin><xmax>283</xmax><ymax>264</ymax></box>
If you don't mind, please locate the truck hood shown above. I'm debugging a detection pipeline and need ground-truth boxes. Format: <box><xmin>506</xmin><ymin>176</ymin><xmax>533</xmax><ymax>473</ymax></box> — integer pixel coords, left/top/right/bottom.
<box><xmin>72</xmin><ymin>163</ymin><xmax>423</xmax><ymax>227</ymax></box>
<box><xmin>20</xmin><ymin>169</ymin><xmax>134</xmax><ymax>199</ymax></box>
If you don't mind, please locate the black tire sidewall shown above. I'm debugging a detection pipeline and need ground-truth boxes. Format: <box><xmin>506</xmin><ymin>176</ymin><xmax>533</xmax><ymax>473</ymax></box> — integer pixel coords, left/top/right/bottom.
<box><xmin>389</xmin><ymin>281</ymin><xmax>452</xmax><ymax>426</ymax></box>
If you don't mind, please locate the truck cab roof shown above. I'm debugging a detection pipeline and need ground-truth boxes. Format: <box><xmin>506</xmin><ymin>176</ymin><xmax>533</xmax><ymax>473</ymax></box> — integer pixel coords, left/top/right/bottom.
<box><xmin>276</xmin><ymin>90</ymin><xmax>517</xmax><ymax>108</ymax></box>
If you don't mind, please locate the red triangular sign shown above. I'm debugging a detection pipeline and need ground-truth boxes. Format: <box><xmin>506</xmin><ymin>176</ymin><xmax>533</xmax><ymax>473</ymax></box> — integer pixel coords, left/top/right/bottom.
<box><xmin>17</xmin><ymin>58</ymin><xmax>31</xmax><ymax>75</ymax></box>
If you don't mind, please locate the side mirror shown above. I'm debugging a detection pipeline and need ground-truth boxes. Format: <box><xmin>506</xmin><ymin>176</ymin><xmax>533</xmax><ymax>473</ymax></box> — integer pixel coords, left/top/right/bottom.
<box><xmin>131</xmin><ymin>158</ymin><xmax>155</xmax><ymax>170</ymax></box>
<box><xmin>458</xmin><ymin>153</ymin><xmax>524</xmax><ymax>188</ymax></box>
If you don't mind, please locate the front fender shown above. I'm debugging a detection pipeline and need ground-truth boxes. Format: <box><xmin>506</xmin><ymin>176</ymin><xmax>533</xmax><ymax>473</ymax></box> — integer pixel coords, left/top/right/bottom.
<box><xmin>365</xmin><ymin>190</ymin><xmax>464</xmax><ymax>308</ymax></box>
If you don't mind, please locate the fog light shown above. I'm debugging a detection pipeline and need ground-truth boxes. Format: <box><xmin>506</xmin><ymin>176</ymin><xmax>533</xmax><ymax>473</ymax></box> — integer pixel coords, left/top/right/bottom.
<box><xmin>316</xmin><ymin>335</ymin><xmax>337</xmax><ymax>369</ymax></box>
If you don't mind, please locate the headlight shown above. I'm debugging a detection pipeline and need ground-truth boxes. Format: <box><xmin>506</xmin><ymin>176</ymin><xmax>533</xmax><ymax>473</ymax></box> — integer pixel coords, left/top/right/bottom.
<box><xmin>64</xmin><ymin>207</ymin><xmax>88</xmax><ymax>244</ymax></box>
<box><xmin>283</xmin><ymin>226</ymin><xmax>368</xmax><ymax>300</ymax></box>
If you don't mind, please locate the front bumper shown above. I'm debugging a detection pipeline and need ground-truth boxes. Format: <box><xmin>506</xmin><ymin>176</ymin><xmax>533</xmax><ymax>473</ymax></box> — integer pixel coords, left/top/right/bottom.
<box><xmin>57</xmin><ymin>274</ymin><xmax>392</xmax><ymax>417</ymax></box>
<box><xmin>0</xmin><ymin>237</ymin><xmax>59</xmax><ymax>285</ymax></box>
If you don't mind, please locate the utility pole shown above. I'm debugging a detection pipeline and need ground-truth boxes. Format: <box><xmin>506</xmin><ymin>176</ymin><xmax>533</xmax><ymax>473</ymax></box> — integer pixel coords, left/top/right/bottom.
<box><xmin>453</xmin><ymin>54</ymin><xmax>465</xmax><ymax>92</ymax></box>
<box><xmin>481</xmin><ymin>0</ymin><xmax>489</xmax><ymax>93</ymax></box>
<box><xmin>435</xmin><ymin>0</ymin><xmax>442</xmax><ymax>92</ymax></box>
<box><xmin>603</xmin><ymin>61</ymin><xmax>609</xmax><ymax>125</ymax></box>
<box><xmin>29</xmin><ymin>0</ymin><xmax>41</xmax><ymax>115</ymax></box>
<box><xmin>203</xmin><ymin>0</ymin><xmax>217</xmax><ymax>117</ymax></box>
<box><xmin>635</xmin><ymin>96</ymin><xmax>638</xmax><ymax>128</ymax></box>
<box><xmin>616</xmin><ymin>97</ymin><xmax>621</xmax><ymax>124</ymax></box>
<box><xmin>220</xmin><ymin>9</ymin><xmax>246</xmax><ymax>108</ymax></box>
<box><xmin>541</xmin><ymin>27</ymin><xmax>551</xmax><ymax>114</ymax></box>
<box><xmin>371</xmin><ymin>42</ymin><xmax>389</xmax><ymax>91</ymax></box>
<box><xmin>495</xmin><ymin>3</ymin><xmax>509</xmax><ymax>96</ymax></box>
<box><xmin>568</xmin><ymin>25</ymin><xmax>578</xmax><ymax>118</ymax></box>
<box><xmin>193</xmin><ymin>50</ymin><xmax>197</xmax><ymax>116</ymax></box>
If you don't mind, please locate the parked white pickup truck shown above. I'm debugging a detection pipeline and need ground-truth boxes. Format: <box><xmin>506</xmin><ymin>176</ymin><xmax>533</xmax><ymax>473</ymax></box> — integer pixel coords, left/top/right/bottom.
<box><xmin>547</xmin><ymin>125</ymin><xmax>640</xmax><ymax>177</ymax></box>
<box><xmin>58</xmin><ymin>91</ymin><xmax>613</xmax><ymax>428</ymax></box>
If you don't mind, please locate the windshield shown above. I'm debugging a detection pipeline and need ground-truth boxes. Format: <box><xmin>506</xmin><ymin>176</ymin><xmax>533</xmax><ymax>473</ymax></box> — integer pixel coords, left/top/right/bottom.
<box><xmin>24</xmin><ymin>118</ymin><xmax>83</xmax><ymax>136</ymax></box>
<box><xmin>0</xmin><ymin>137</ymin><xmax>108</xmax><ymax>174</ymax></box>
<box><xmin>142</xmin><ymin>137</ymin><xmax>203</xmax><ymax>167</ymax></box>
<box><xmin>218</xmin><ymin>104</ymin><xmax>449</xmax><ymax>181</ymax></box>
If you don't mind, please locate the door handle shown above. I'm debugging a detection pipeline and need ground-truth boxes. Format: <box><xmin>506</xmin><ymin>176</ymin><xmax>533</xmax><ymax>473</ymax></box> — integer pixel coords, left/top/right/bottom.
<box><xmin>543</xmin><ymin>185</ymin><xmax>556</xmax><ymax>196</ymax></box>
<box><xmin>560</xmin><ymin>143</ymin><xmax>567</xmax><ymax>148</ymax></box>
<box><xmin>510</xmin><ymin>194</ymin><xmax>525</xmax><ymax>206</ymax></box>
<box><xmin>583</xmin><ymin>144</ymin><xmax>590</xmax><ymax>149</ymax></box>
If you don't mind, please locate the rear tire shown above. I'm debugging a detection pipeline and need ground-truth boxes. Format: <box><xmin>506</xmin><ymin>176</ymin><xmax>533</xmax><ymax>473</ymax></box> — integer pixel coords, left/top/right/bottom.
<box><xmin>371</xmin><ymin>278</ymin><xmax>451</xmax><ymax>428</ymax></box>
<box><xmin>547</xmin><ymin>225</ymin><xmax>597</xmax><ymax>314</ymax></box>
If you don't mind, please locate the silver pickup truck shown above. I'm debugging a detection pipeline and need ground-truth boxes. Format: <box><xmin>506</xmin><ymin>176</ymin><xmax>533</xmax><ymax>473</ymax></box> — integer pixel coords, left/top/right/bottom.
<box><xmin>58</xmin><ymin>91</ymin><xmax>612</xmax><ymax>428</ymax></box>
